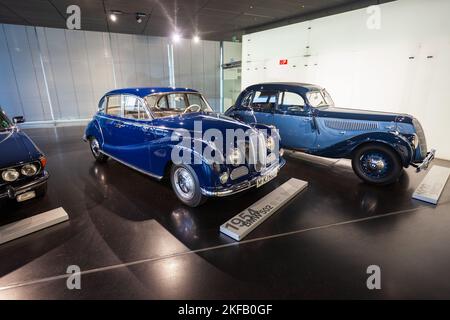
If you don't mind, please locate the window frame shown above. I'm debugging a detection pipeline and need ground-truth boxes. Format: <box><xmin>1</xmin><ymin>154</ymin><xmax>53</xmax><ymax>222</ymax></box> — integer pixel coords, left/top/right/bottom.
<box><xmin>105</xmin><ymin>95</ymin><xmax>123</xmax><ymax>117</ymax></box>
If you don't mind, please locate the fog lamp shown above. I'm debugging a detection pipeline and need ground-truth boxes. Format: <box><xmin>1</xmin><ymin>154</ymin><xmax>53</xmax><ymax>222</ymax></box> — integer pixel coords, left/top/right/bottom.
<box><xmin>21</xmin><ymin>164</ymin><xmax>38</xmax><ymax>176</ymax></box>
<box><xmin>2</xmin><ymin>169</ymin><xmax>19</xmax><ymax>182</ymax></box>
<box><xmin>219</xmin><ymin>172</ymin><xmax>229</xmax><ymax>184</ymax></box>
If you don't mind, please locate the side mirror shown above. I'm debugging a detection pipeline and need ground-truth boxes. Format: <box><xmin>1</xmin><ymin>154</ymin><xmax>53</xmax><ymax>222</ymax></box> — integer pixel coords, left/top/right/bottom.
<box><xmin>13</xmin><ymin>116</ymin><xmax>25</xmax><ymax>124</ymax></box>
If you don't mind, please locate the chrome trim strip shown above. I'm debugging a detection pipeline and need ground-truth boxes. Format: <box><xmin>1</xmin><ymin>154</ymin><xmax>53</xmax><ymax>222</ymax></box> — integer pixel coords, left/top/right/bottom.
<box><xmin>99</xmin><ymin>150</ymin><xmax>163</xmax><ymax>180</ymax></box>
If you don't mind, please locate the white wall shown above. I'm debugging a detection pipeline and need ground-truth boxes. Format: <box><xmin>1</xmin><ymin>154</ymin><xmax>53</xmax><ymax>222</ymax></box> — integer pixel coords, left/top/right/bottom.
<box><xmin>0</xmin><ymin>24</ymin><xmax>221</xmax><ymax>122</ymax></box>
<box><xmin>242</xmin><ymin>0</ymin><xmax>450</xmax><ymax>160</ymax></box>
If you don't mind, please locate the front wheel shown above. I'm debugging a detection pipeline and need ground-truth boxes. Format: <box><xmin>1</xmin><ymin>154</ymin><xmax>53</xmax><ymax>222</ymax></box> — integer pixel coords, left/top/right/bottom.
<box><xmin>170</xmin><ymin>164</ymin><xmax>206</xmax><ymax>207</ymax></box>
<box><xmin>352</xmin><ymin>144</ymin><xmax>403</xmax><ymax>186</ymax></box>
<box><xmin>89</xmin><ymin>137</ymin><xmax>109</xmax><ymax>163</ymax></box>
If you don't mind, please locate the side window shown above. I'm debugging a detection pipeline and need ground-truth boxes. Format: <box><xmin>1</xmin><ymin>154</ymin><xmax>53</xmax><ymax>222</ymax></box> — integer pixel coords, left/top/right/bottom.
<box><xmin>106</xmin><ymin>95</ymin><xmax>122</xmax><ymax>117</ymax></box>
<box><xmin>251</xmin><ymin>91</ymin><xmax>278</xmax><ymax>113</ymax></box>
<box><xmin>277</xmin><ymin>91</ymin><xmax>306</xmax><ymax>113</ymax></box>
<box><xmin>157</xmin><ymin>95</ymin><xmax>168</xmax><ymax>109</ymax></box>
<box><xmin>98</xmin><ymin>97</ymin><xmax>106</xmax><ymax>113</ymax></box>
<box><xmin>167</xmin><ymin>93</ymin><xmax>187</xmax><ymax>110</ymax></box>
<box><xmin>123</xmin><ymin>95</ymin><xmax>140</xmax><ymax>119</ymax></box>
<box><xmin>138</xmin><ymin>102</ymin><xmax>150</xmax><ymax>120</ymax></box>
<box><xmin>239</xmin><ymin>91</ymin><xmax>253</xmax><ymax>109</ymax></box>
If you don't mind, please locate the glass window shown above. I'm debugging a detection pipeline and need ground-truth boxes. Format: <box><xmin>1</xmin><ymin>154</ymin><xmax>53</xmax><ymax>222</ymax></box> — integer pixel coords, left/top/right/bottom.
<box><xmin>98</xmin><ymin>98</ymin><xmax>106</xmax><ymax>112</ymax></box>
<box><xmin>167</xmin><ymin>93</ymin><xmax>187</xmax><ymax>110</ymax></box>
<box><xmin>0</xmin><ymin>110</ymin><xmax>12</xmax><ymax>131</ymax></box>
<box><xmin>307</xmin><ymin>90</ymin><xmax>334</xmax><ymax>108</ymax></box>
<box><xmin>277</xmin><ymin>91</ymin><xmax>305</xmax><ymax>113</ymax></box>
<box><xmin>187</xmin><ymin>93</ymin><xmax>208</xmax><ymax>108</ymax></box>
<box><xmin>240</xmin><ymin>91</ymin><xmax>253</xmax><ymax>108</ymax></box>
<box><xmin>123</xmin><ymin>95</ymin><xmax>140</xmax><ymax>119</ymax></box>
<box><xmin>106</xmin><ymin>95</ymin><xmax>122</xmax><ymax>116</ymax></box>
<box><xmin>138</xmin><ymin>102</ymin><xmax>150</xmax><ymax>120</ymax></box>
<box><xmin>251</xmin><ymin>91</ymin><xmax>278</xmax><ymax>112</ymax></box>
<box><xmin>157</xmin><ymin>96</ymin><xmax>168</xmax><ymax>109</ymax></box>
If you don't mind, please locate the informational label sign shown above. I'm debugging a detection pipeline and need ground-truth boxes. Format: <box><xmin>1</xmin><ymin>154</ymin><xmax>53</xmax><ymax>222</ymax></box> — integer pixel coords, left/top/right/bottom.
<box><xmin>279</xmin><ymin>59</ymin><xmax>288</xmax><ymax>65</ymax></box>
<box><xmin>220</xmin><ymin>178</ymin><xmax>308</xmax><ymax>241</ymax></box>
<box><xmin>0</xmin><ymin>207</ymin><xmax>69</xmax><ymax>245</ymax></box>
<box><xmin>413</xmin><ymin>166</ymin><xmax>450</xmax><ymax>205</ymax></box>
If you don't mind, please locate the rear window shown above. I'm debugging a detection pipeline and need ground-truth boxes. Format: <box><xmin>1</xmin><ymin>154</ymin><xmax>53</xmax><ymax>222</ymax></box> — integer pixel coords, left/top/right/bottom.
<box><xmin>106</xmin><ymin>95</ymin><xmax>121</xmax><ymax>116</ymax></box>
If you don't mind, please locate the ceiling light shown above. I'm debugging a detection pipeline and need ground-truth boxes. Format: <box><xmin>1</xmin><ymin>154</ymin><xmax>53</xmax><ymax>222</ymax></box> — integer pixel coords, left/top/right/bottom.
<box><xmin>136</xmin><ymin>13</ymin><xmax>146</xmax><ymax>24</ymax></box>
<box><xmin>109</xmin><ymin>11</ymin><xmax>122</xmax><ymax>22</ymax></box>
<box><xmin>172</xmin><ymin>32</ymin><xmax>181</xmax><ymax>43</ymax></box>
<box><xmin>193</xmin><ymin>35</ymin><xmax>200</xmax><ymax>43</ymax></box>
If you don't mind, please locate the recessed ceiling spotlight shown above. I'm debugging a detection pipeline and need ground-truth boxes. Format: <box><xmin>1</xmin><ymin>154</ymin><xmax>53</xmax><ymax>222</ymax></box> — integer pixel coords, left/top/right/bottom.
<box><xmin>172</xmin><ymin>32</ymin><xmax>181</xmax><ymax>43</ymax></box>
<box><xmin>109</xmin><ymin>10</ymin><xmax>122</xmax><ymax>22</ymax></box>
<box><xmin>136</xmin><ymin>13</ymin><xmax>146</xmax><ymax>23</ymax></box>
<box><xmin>193</xmin><ymin>35</ymin><xmax>200</xmax><ymax>43</ymax></box>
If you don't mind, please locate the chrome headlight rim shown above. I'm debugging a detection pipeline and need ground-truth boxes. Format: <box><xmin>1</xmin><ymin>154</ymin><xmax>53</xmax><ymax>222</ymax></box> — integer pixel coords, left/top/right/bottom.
<box><xmin>21</xmin><ymin>163</ymin><xmax>38</xmax><ymax>177</ymax></box>
<box><xmin>1</xmin><ymin>169</ymin><xmax>20</xmax><ymax>182</ymax></box>
<box><xmin>412</xmin><ymin>133</ymin><xmax>419</xmax><ymax>148</ymax></box>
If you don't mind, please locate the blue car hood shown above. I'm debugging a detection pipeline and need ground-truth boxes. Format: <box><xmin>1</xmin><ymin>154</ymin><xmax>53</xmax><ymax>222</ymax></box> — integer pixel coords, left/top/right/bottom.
<box><xmin>152</xmin><ymin>112</ymin><xmax>255</xmax><ymax>133</ymax></box>
<box><xmin>0</xmin><ymin>129</ymin><xmax>42</xmax><ymax>168</ymax></box>
<box><xmin>316</xmin><ymin>106</ymin><xmax>414</xmax><ymax>124</ymax></box>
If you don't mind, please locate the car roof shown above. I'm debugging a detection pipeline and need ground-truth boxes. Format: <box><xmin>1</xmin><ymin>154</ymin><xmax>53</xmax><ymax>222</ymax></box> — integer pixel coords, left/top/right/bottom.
<box><xmin>104</xmin><ymin>87</ymin><xmax>199</xmax><ymax>98</ymax></box>
<box><xmin>245</xmin><ymin>82</ymin><xmax>323</xmax><ymax>94</ymax></box>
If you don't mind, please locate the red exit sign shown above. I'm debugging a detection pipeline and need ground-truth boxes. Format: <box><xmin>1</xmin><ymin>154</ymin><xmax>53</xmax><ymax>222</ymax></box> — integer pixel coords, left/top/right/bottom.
<box><xmin>279</xmin><ymin>59</ymin><xmax>288</xmax><ymax>65</ymax></box>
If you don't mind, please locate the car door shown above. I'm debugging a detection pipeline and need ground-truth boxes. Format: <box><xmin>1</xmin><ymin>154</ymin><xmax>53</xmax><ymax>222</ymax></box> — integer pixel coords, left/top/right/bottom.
<box><xmin>273</xmin><ymin>91</ymin><xmax>318</xmax><ymax>151</ymax></box>
<box><xmin>99</xmin><ymin>94</ymin><xmax>123</xmax><ymax>156</ymax></box>
<box><xmin>115</xmin><ymin>95</ymin><xmax>154</xmax><ymax>171</ymax></box>
<box><xmin>250</xmin><ymin>90</ymin><xmax>278</xmax><ymax>126</ymax></box>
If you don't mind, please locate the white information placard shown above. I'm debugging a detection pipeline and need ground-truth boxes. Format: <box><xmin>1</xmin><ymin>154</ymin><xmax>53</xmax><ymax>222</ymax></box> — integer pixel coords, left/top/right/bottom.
<box><xmin>0</xmin><ymin>207</ymin><xmax>69</xmax><ymax>245</ymax></box>
<box><xmin>413</xmin><ymin>166</ymin><xmax>450</xmax><ymax>205</ymax></box>
<box><xmin>220</xmin><ymin>178</ymin><xmax>308</xmax><ymax>241</ymax></box>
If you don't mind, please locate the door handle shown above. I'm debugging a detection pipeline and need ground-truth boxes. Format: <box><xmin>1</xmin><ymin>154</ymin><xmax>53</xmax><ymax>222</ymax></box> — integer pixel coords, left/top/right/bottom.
<box><xmin>114</xmin><ymin>123</ymin><xmax>125</xmax><ymax>128</ymax></box>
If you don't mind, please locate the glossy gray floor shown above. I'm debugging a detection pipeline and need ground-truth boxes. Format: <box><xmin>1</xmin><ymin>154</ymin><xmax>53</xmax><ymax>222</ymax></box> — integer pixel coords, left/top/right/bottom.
<box><xmin>1</xmin><ymin>126</ymin><xmax>449</xmax><ymax>299</ymax></box>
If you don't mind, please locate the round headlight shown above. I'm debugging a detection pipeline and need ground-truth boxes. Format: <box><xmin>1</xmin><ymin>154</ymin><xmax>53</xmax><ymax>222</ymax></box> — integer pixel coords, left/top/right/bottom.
<box><xmin>219</xmin><ymin>172</ymin><xmax>229</xmax><ymax>184</ymax></box>
<box><xmin>21</xmin><ymin>164</ymin><xmax>38</xmax><ymax>176</ymax></box>
<box><xmin>227</xmin><ymin>148</ymin><xmax>242</xmax><ymax>166</ymax></box>
<box><xmin>2</xmin><ymin>169</ymin><xmax>19</xmax><ymax>182</ymax></box>
<box><xmin>266</xmin><ymin>136</ymin><xmax>276</xmax><ymax>151</ymax></box>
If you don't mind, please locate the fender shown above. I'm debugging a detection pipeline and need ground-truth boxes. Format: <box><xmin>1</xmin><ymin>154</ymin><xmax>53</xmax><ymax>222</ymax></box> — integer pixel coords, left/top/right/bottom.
<box><xmin>314</xmin><ymin>131</ymin><xmax>414</xmax><ymax>167</ymax></box>
<box><xmin>85</xmin><ymin>118</ymin><xmax>104</xmax><ymax>145</ymax></box>
<box><xmin>149</xmin><ymin>136</ymin><xmax>222</xmax><ymax>187</ymax></box>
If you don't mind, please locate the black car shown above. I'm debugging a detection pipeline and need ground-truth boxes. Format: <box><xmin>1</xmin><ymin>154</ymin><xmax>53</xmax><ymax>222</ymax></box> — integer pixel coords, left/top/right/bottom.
<box><xmin>0</xmin><ymin>107</ymin><xmax>49</xmax><ymax>204</ymax></box>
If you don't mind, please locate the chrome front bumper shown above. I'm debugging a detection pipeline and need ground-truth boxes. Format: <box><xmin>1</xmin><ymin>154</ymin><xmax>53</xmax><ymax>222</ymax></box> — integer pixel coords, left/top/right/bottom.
<box><xmin>415</xmin><ymin>149</ymin><xmax>436</xmax><ymax>172</ymax></box>
<box><xmin>201</xmin><ymin>160</ymin><xmax>286</xmax><ymax>197</ymax></box>
<box><xmin>0</xmin><ymin>170</ymin><xmax>49</xmax><ymax>199</ymax></box>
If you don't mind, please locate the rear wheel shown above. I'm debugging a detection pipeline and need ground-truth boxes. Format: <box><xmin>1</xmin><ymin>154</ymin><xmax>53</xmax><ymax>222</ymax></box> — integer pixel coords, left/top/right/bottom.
<box><xmin>352</xmin><ymin>144</ymin><xmax>403</xmax><ymax>186</ymax></box>
<box><xmin>89</xmin><ymin>137</ymin><xmax>108</xmax><ymax>163</ymax></box>
<box><xmin>170</xmin><ymin>164</ymin><xmax>206</xmax><ymax>207</ymax></box>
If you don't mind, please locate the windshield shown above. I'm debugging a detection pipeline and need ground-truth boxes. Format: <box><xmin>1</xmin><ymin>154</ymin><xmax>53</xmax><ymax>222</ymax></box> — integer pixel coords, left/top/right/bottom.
<box><xmin>307</xmin><ymin>89</ymin><xmax>334</xmax><ymax>108</ymax></box>
<box><xmin>0</xmin><ymin>110</ymin><xmax>12</xmax><ymax>131</ymax></box>
<box><xmin>145</xmin><ymin>92</ymin><xmax>213</xmax><ymax>118</ymax></box>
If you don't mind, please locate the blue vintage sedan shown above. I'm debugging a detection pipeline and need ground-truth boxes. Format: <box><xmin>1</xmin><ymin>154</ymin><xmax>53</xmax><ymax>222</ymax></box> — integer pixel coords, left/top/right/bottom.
<box><xmin>84</xmin><ymin>87</ymin><xmax>285</xmax><ymax>207</ymax></box>
<box><xmin>225</xmin><ymin>82</ymin><xmax>435</xmax><ymax>185</ymax></box>
<box><xmin>0</xmin><ymin>107</ymin><xmax>49</xmax><ymax>203</ymax></box>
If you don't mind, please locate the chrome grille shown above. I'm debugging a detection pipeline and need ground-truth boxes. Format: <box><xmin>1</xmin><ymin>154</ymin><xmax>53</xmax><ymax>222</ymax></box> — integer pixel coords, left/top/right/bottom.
<box><xmin>324</xmin><ymin>119</ymin><xmax>379</xmax><ymax>131</ymax></box>
<box><xmin>413</xmin><ymin>118</ymin><xmax>427</xmax><ymax>158</ymax></box>
<box><xmin>246</xmin><ymin>131</ymin><xmax>267</xmax><ymax>172</ymax></box>
<box><xmin>230</xmin><ymin>166</ymin><xmax>249</xmax><ymax>180</ymax></box>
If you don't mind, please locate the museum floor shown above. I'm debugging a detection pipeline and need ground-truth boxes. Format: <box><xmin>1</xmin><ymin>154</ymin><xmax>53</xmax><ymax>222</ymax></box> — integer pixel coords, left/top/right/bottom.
<box><xmin>1</xmin><ymin>126</ymin><xmax>450</xmax><ymax>299</ymax></box>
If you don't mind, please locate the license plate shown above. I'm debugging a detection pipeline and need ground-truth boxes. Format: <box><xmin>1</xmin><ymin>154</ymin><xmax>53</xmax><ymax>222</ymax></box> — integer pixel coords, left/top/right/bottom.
<box><xmin>16</xmin><ymin>191</ymin><xmax>36</xmax><ymax>202</ymax></box>
<box><xmin>256</xmin><ymin>170</ymin><xmax>277</xmax><ymax>188</ymax></box>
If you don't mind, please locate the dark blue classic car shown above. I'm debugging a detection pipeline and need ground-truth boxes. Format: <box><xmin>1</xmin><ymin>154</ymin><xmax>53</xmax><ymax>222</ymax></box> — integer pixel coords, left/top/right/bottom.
<box><xmin>0</xmin><ymin>107</ymin><xmax>48</xmax><ymax>203</ymax></box>
<box><xmin>225</xmin><ymin>82</ymin><xmax>435</xmax><ymax>185</ymax></box>
<box><xmin>84</xmin><ymin>87</ymin><xmax>285</xmax><ymax>207</ymax></box>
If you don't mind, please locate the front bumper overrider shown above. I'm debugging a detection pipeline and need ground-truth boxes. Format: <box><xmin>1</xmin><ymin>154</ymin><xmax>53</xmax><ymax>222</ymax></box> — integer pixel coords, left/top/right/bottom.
<box><xmin>412</xmin><ymin>149</ymin><xmax>436</xmax><ymax>172</ymax></box>
<box><xmin>0</xmin><ymin>170</ymin><xmax>49</xmax><ymax>200</ymax></box>
<box><xmin>201</xmin><ymin>159</ymin><xmax>286</xmax><ymax>197</ymax></box>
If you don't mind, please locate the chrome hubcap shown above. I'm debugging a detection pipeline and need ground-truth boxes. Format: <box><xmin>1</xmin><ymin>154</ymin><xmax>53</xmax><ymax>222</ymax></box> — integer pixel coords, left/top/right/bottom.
<box><xmin>368</xmin><ymin>158</ymin><xmax>385</xmax><ymax>171</ymax></box>
<box><xmin>90</xmin><ymin>139</ymin><xmax>100</xmax><ymax>157</ymax></box>
<box><xmin>174</xmin><ymin>168</ymin><xmax>195</xmax><ymax>200</ymax></box>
